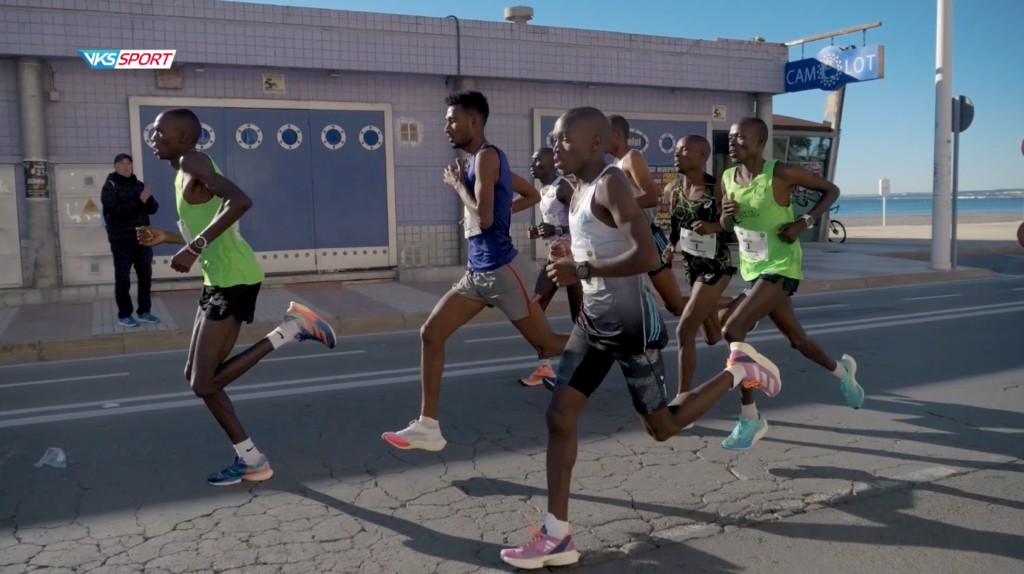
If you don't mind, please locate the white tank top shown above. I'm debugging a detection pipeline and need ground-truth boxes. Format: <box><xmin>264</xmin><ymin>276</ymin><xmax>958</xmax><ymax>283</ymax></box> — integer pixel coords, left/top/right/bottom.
<box><xmin>569</xmin><ymin>165</ymin><xmax>665</xmax><ymax>353</ymax></box>
<box><xmin>538</xmin><ymin>176</ymin><xmax>570</xmax><ymax>230</ymax></box>
<box><xmin>615</xmin><ymin>154</ymin><xmax>658</xmax><ymax>224</ymax></box>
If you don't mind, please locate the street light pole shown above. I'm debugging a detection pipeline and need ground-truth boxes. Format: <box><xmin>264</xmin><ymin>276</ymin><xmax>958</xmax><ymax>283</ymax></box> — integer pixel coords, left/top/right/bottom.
<box><xmin>930</xmin><ymin>0</ymin><xmax>953</xmax><ymax>271</ymax></box>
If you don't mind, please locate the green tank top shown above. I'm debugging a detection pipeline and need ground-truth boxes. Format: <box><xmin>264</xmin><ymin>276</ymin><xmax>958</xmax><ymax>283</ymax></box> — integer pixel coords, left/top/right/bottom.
<box><xmin>174</xmin><ymin>156</ymin><xmax>264</xmax><ymax>287</ymax></box>
<box><xmin>722</xmin><ymin>159</ymin><xmax>802</xmax><ymax>281</ymax></box>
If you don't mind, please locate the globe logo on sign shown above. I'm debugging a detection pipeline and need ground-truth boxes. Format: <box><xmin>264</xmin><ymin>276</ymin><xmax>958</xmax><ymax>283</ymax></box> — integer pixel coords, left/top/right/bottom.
<box><xmin>628</xmin><ymin>128</ymin><xmax>649</xmax><ymax>153</ymax></box>
<box><xmin>818</xmin><ymin>53</ymin><xmax>843</xmax><ymax>88</ymax></box>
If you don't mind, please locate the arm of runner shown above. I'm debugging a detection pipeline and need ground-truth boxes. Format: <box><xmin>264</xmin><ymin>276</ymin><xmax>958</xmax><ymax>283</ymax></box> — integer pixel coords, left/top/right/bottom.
<box><xmin>552</xmin><ymin>178</ymin><xmax>575</xmax><ymax>235</ymax></box>
<box><xmin>447</xmin><ymin>148</ymin><xmax>497</xmax><ymax>229</ymax></box>
<box><xmin>719</xmin><ymin>178</ymin><xmax>737</xmax><ymax>231</ymax></box>
<box><xmin>179</xmin><ymin>151</ymin><xmax>253</xmax><ymax>246</ymax></box>
<box><xmin>775</xmin><ymin>161</ymin><xmax>840</xmax><ymax>222</ymax></box>
<box><xmin>588</xmin><ymin>172</ymin><xmax>660</xmax><ymax>277</ymax></box>
<box><xmin>136</xmin><ymin>226</ymin><xmax>185</xmax><ymax>246</ymax></box>
<box><xmin>510</xmin><ymin>172</ymin><xmax>541</xmax><ymax>214</ymax></box>
<box><xmin>692</xmin><ymin>179</ymin><xmax>724</xmax><ymax>236</ymax></box>
<box><xmin>663</xmin><ymin>180</ymin><xmax>678</xmax><ymax>260</ymax></box>
<box><xmin>621</xmin><ymin>151</ymin><xmax>660</xmax><ymax>209</ymax></box>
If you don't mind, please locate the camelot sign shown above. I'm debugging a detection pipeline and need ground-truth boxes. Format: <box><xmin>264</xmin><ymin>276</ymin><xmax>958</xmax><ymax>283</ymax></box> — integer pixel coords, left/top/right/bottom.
<box><xmin>784</xmin><ymin>45</ymin><xmax>885</xmax><ymax>93</ymax></box>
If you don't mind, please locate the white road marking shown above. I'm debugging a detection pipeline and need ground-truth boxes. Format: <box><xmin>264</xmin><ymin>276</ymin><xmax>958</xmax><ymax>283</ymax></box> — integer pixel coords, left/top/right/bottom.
<box><xmin>1005</xmin><ymin>254</ymin><xmax>1024</xmax><ymax>260</ymax></box>
<box><xmin>0</xmin><ymin>373</ymin><xmax>130</xmax><ymax>390</ymax></box>
<box><xmin>465</xmin><ymin>335</ymin><xmax>523</xmax><ymax>343</ymax></box>
<box><xmin>1012</xmin><ymin>287</ymin><xmax>1024</xmax><ymax>291</ymax></box>
<box><xmin>794</xmin><ymin>304</ymin><xmax>849</xmax><ymax>311</ymax></box>
<box><xmin>903</xmin><ymin>294</ymin><xmax>961</xmax><ymax>301</ymax></box>
<box><xmin>3</xmin><ymin>303</ymin><xmax>1024</xmax><ymax>429</ymax></box>
<box><xmin>264</xmin><ymin>350</ymin><xmax>365</xmax><ymax>362</ymax></box>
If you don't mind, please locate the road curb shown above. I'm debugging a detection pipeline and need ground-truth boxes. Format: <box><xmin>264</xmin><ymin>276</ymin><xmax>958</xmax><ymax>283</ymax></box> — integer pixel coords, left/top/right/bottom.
<box><xmin>881</xmin><ymin>245</ymin><xmax>1022</xmax><ymax>261</ymax></box>
<box><xmin>0</xmin><ymin>267</ymin><xmax>996</xmax><ymax>365</ymax></box>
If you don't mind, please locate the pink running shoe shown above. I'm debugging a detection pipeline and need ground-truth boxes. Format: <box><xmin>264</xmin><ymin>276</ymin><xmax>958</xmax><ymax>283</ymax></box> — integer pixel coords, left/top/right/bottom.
<box><xmin>726</xmin><ymin>342</ymin><xmax>782</xmax><ymax>397</ymax></box>
<box><xmin>500</xmin><ymin>526</ymin><xmax>579</xmax><ymax>570</ymax></box>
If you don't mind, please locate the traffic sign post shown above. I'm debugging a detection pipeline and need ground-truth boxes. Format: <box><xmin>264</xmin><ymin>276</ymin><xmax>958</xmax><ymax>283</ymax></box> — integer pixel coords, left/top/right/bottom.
<box><xmin>950</xmin><ymin>95</ymin><xmax>974</xmax><ymax>269</ymax></box>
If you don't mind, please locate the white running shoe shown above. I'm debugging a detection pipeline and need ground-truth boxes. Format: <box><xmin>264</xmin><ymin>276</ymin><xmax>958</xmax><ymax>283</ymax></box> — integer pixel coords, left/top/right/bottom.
<box><xmin>382</xmin><ymin>419</ymin><xmax>447</xmax><ymax>452</ymax></box>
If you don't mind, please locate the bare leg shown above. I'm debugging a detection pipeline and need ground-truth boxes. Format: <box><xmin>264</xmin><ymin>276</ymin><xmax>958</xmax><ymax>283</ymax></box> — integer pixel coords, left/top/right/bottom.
<box><xmin>768</xmin><ymin>296</ymin><xmax>838</xmax><ymax>371</ymax></box>
<box><xmin>189</xmin><ymin>315</ymin><xmax>266</xmax><ymax>444</ymax></box>
<box><xmin>642</xmin><ymin>371</ymin><xmax>736</xmax><ymax>440</ymax></box>
<box><xmin>511</xmin><ymin>300</ymin><xmax>571</xmax><ymax>358</ymax></box>
<box><xmin>534</xmin><ymin>267</ymin><xmax>559</xmax><ymax>312</ymax></box>
<box><xmin>420</xmin><ymin>290</ymin><xmax>486</xmax><ymax>419</ymax></box>
<box><xmin>649</xmin><ymin>267</ymin><xmax>687</xmax><ymax>316</ymax></box>
<box><xmin>676</xmin><ymin>278</ymin><xmax>731</xmax><ymax>394</ymax></box>
<box><xmin>700</xmin><ymin>295</ymin><xmax>734</xmax><ymax>345</ymax></box>
<box><xmin>546</xmin><ymin>384</ymin><xmax>589</xmax><ymax>521</ymax></box>
<box><xmin>722</xmin><ymin>280</ymin><xmax>788</xmax><ymax>407</ymax></box>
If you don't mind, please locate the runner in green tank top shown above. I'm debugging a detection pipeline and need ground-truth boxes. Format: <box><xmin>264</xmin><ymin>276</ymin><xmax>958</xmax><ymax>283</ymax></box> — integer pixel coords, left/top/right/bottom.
<box><xmin>136</xmin><ymin>108</ymin><xmax>337</xmax><ymax>486</ymax></box>
<box><xmin>716</xmin><ymin>117</ymin><xmax>865</xmax><ymax>451</ymax></box>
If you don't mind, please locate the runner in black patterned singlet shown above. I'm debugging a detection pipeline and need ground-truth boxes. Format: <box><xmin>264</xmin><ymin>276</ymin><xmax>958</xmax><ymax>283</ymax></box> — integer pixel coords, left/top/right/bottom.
<box><xmin>660</xmin><ymin>135</ymin><xmax>737</xmax><ymax>397</ymax></box>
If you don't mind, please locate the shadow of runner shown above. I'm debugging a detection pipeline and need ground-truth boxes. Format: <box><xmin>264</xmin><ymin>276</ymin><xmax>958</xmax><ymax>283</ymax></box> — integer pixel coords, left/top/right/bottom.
<box><xmin>298</xmin><ymin>484</ymin><xmax>744</xmax><ymax>573</ymax></box>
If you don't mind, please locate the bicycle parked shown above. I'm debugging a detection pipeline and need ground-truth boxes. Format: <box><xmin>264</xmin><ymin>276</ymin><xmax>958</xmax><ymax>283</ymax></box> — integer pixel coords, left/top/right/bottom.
<box><xmin>827</xmin><ymin>205</ymin><xmax>846</xmax><ymax>243</ymax></box>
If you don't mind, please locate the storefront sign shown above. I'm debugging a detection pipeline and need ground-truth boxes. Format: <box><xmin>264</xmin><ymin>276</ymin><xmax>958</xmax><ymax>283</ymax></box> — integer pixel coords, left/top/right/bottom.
<box><xmin>785</xmin><ymin>45</ymin><xmax>885</xmax><ymax>93</ymax></box>
<box><xmin>23</xmin><ymin>160</ymin><xmax>49</xmax><ymax>199</ymax></box>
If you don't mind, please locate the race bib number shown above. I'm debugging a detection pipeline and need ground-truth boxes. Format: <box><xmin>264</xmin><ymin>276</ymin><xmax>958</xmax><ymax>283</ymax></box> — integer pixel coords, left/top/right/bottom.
<box><xmin>677</xmin><ymin>229</ymin><xmax>717</xmax><ymax>259</ymax></box>
<box><xmin>735</xmin><ymin>227</ymin><xmax>769</xmax><ymax>261</ymax></box>
<box><xmin>571</xmin><ymin>243</ymin><xmax>605</xmax><ymax>293</ymax></box>
<box><xmin>177</xmin><ymin>219</ymin><xmax>192</xmax><ymax>243</ymax></box>
<box><xmin>463</xmin><ymin>207</ymin><xmax>481</xmax><ymax>238</ymax></box>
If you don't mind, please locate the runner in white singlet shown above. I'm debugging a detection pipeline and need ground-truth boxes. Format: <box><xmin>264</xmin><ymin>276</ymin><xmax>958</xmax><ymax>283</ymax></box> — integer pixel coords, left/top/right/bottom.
<box><xmin>521</xmin><ymin>147</ymin><xmax>583</xmax><ymax>387</ymax></box>
<box><xmin>501</xmin><ymin>107</ymin><xmax>783</xmax><ymax>570</ymax></box>
<box><xmin>606</xmin><ymin>115</ymin><xmax>688</xmax><ymax>317</ymax></box>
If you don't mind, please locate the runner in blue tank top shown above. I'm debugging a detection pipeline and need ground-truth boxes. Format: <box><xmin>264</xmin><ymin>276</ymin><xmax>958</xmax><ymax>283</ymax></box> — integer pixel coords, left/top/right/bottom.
<box><xmin>383</xmin><ymin>91</ymin><xmax>572</xmax><ymax>452</ymax></box>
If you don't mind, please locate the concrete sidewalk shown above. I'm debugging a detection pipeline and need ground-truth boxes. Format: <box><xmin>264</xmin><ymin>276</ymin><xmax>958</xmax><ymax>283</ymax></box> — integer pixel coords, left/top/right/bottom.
<box><xmin>0</xmin><ymin>238</ymin><xmax>1001</xmax><ymax>365</ymax></box>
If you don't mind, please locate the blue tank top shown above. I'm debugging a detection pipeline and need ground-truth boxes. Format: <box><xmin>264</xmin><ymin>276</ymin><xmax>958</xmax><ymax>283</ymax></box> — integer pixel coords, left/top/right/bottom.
<box><xmin>464</xmin><ymin>143</ymin><xmax>518</xmax><ymax>272</ymax></box>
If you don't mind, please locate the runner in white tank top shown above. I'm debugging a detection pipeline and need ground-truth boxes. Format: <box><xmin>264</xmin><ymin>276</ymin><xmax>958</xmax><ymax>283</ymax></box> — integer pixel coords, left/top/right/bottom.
<box><xmin>605</xmin><ymin>115</ymin><xmax>687</xmax><ymax>317</ymax></box>
<box><xmin>521</xmin><ymin>148</ymin><xmax>583</xmax><ymax>387</ymax></box>
<box><xmin>502</xmin><ymin>107</ymin><xmax>784</xmax><ymax>571</ymax></box>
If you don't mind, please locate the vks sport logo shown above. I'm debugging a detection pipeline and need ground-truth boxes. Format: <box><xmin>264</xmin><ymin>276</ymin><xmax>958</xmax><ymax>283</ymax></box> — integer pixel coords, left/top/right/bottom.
<box><xmin>78</xmin><ymin>50</ymin><xmax>176</xmax><ymax>69</ymax></box>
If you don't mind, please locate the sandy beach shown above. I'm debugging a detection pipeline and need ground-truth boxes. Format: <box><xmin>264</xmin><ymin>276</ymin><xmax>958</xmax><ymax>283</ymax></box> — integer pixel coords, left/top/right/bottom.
<box><xmin>838</xmin><ymin>212</ymin><xmax>1024</xmax><ymax>227</ymax></box>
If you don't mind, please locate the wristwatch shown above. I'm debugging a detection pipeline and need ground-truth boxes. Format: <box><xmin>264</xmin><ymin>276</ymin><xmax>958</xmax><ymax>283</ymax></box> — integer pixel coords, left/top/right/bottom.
<box><xmin>575</xmin><ymin>261</ymin><xmax>592</xmax><ymax>280</ymax></box>
<box><xmin>192</xmin><ymin>235</ymin><xmax>209</xmax><ymax>251</ymax></box>
<box><xmin>800</xmin><ymin>214</ymin><xmax>815</xmax><ymax>229</ymax></box>
<box><xmin>554</xmin><ymin>225</ymin><xmax>564</xmax><ymax>238</ymax></box>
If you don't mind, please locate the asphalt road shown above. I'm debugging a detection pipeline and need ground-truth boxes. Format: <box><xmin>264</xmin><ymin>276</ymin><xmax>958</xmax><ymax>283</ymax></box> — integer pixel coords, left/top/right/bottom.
<box><xmin>1</xmin><ymin>274</ymin><xmax>1023</xmax><ymax>573</ymax></box>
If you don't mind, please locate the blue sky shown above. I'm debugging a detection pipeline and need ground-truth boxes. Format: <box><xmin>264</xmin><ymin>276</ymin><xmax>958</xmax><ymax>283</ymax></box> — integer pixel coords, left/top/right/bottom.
<box><xmin>230</xmin><ymin>0</ymin><xmax>1023</xmax><ymax>196</ymax></box>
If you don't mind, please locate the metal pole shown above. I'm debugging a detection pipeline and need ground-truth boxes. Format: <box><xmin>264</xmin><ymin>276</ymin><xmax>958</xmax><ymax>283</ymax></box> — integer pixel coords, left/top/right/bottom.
<box><xmin>818</xmin><ymin>85</ymin><xmax>846</xmax><ymax>242</ymax></box>
<box><xmin>784</xmin><ymin>22</ymin><xmax>883</xmax><ymax>47</ymax></box>
<box><xmin>930</xmin><ymin>0</ymin><xmax>953</xmax><ymax>271</ymax></box>
<box><xmin>950</xmin><ymin>98</ymin><xmax>960</xmax><ymax>268</ymax></box>
<box><xmin>882</xmin><ymin>196</ymin><xmax>886</xmax><ymax>226</ymax></box>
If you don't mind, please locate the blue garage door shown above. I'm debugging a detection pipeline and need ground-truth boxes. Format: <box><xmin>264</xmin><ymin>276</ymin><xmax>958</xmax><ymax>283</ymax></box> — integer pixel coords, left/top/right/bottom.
<box><xmin>308</xmin><ymin>110</ymin><xmax>390</xmax><ymax>272</ymax></box>
<box><xmin>224</xmin><ymin>108</ymin><xmax>316</xmax><ymax>273</ymax></box>
<box><xmin>136</xmin><ymin>104</ymin><xmax>392</xmax><ymax>277</ymax></box>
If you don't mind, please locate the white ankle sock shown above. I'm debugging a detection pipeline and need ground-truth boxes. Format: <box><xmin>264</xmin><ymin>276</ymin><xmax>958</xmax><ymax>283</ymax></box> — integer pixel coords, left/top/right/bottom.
<box><xmin>832</xmin><ymin>359</ymin><xmax>847</xmax><ymax>380</ymax></box>
<box><xmin>268</xmin><ymin>320</ymin><xmax>301</xmax><ymax>350</ymax></box>
<box><xmin>726</xmin><ymin>364</ymin><xmax>746</xmax><ymax>388</ymax></box>
<box><xmin>539</xmin><ymin>358</ymin><xmax>551</xmax><ymax>369</ymax></box>
<box><xmin>740</xmin><ymin>402</ymin><xmax>758</xmax><ymax>421</ymax></box>
<box><xmin>417</xmin><ymin>416</ymin><xmax>439</xmax><ymax>430</ymax></box>
<box><xmin>233</xmin><ymin>438</ymin><xmax>262</xmax><ymax>466</ymax></box>
<box><xmin>545</xmin><ymin>513</ymin><xmax>570</xmax><ymax>539</ymax></box>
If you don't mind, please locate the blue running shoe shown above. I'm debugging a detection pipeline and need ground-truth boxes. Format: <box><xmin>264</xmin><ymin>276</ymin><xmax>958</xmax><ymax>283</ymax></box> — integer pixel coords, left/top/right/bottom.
<box><xmin>283</xmin><ymin>302</ymin><xmax>337</xmax><ymax>349</ymax></box>
<box><xmin>118</xmin><ymin>316</ymin><xmax>139</xmax><ymax>328</ymax></box>
<box><xmin>722</xmin><ymin>414</ymin><xmax>769</xmax><ymax>450</ymax></box>
<box><xmin>207</xmin><ymin>455</ymin><xmax>274</xmax><ymax>486</ymax></box>
<box><xmin>136</xmin><ymin>312</ymin><xmax>161</xmax><ymax>324</ymax></box>
<box><xmin>838</xmin><ymin>354</ymin><xmax>864</xmax><ymax>409</ymax></box>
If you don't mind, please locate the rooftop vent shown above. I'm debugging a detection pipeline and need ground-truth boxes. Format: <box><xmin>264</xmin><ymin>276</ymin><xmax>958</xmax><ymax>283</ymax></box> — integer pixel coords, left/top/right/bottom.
<box><xmin>504</xmin><ymin>6</ymin><xmax>534</xmax><ymax>24</ymax></box>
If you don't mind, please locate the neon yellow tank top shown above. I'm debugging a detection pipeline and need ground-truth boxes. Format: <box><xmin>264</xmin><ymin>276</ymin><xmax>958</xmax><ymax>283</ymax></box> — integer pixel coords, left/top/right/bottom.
<box><xmin>722</xmin><ymin>160</ymin><xmax>803</xmax><ymax>281</ymax></box>
<box><xmin>174</xmin><ymin>157</ymin><xmax>264</xmax><ymax>287</ymax></box>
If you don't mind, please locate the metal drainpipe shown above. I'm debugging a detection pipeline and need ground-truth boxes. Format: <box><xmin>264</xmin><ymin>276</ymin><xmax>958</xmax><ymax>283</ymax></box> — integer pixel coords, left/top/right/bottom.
<box><xmin>17</xmin><ymin>57</ymin><xmax>59</xmax><ymax>289</ymax></box>
<box><xmin>445</xmin><ymin>15</ymin><xmax>461</xmax><ymax>79</ymax></box>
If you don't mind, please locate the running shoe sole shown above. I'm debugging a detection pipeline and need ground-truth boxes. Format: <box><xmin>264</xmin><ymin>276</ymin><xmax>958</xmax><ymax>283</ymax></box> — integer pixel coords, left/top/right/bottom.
<box><xmin>728</xmin><ymin>342</ymin><xmax>782</xmax><ymax>397</ymax></box>
<box><xmin>208</xmin><ymin>467</ymin><xmax>274</xmax><ymax>486</ymax></box>
<box><xmin>500</xmin><ymin>551</ymin><xmax>580</xmax><ymax>570</ymax></box>
<box><xmin>381</xmin><ymin>433</ymin><xmax>447</xmax><ymax>452</ymax></box>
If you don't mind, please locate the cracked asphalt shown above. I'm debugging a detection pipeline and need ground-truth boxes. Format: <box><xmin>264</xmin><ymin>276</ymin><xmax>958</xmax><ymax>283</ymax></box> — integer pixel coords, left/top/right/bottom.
<box><xmin>1</xmin><ymin>275</ymin><xmax>1023</xmax><ymax>573</ymax></box>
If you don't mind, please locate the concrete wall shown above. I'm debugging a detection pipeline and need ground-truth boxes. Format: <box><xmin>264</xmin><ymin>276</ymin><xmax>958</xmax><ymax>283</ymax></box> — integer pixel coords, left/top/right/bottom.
<box><xmin>0</xmin><ymin>0</ymin><xmax>782</xmax><ymax>271</ymax></box>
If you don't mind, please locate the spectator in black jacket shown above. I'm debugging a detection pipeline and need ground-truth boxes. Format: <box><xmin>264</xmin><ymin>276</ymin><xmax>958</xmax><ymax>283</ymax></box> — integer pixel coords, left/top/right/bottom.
<box><xmin>101</xmin><ymin>153</ymin><xmax>161</xmax><ymax>327</ymax></box>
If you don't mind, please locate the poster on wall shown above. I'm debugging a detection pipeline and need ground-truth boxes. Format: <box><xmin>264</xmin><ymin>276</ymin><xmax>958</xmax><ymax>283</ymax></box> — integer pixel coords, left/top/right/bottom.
<box><xmin>24</xmin><ymin>160</ymin><xmax>48</xmax><ymax>199</ymax></box>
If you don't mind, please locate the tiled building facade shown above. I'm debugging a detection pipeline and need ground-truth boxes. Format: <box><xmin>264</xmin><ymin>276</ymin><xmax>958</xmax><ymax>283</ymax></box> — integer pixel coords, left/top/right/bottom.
<box><xmin>0</xmin><ymin>0</ymin><xmax>787</xmax><ymax>296</ymax></box>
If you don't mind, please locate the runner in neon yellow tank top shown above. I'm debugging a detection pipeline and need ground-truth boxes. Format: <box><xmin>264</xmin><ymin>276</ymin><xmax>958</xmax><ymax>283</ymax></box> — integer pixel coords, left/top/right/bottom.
<box><xmin>717</xmin><ymin>117</ymin><xmax>865</xmax><ymax>451</ymax></box>
<box><xmin>136</xmin><ymin>108</ymin><xmax>337</xmax><ymax>486</ymax></box>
